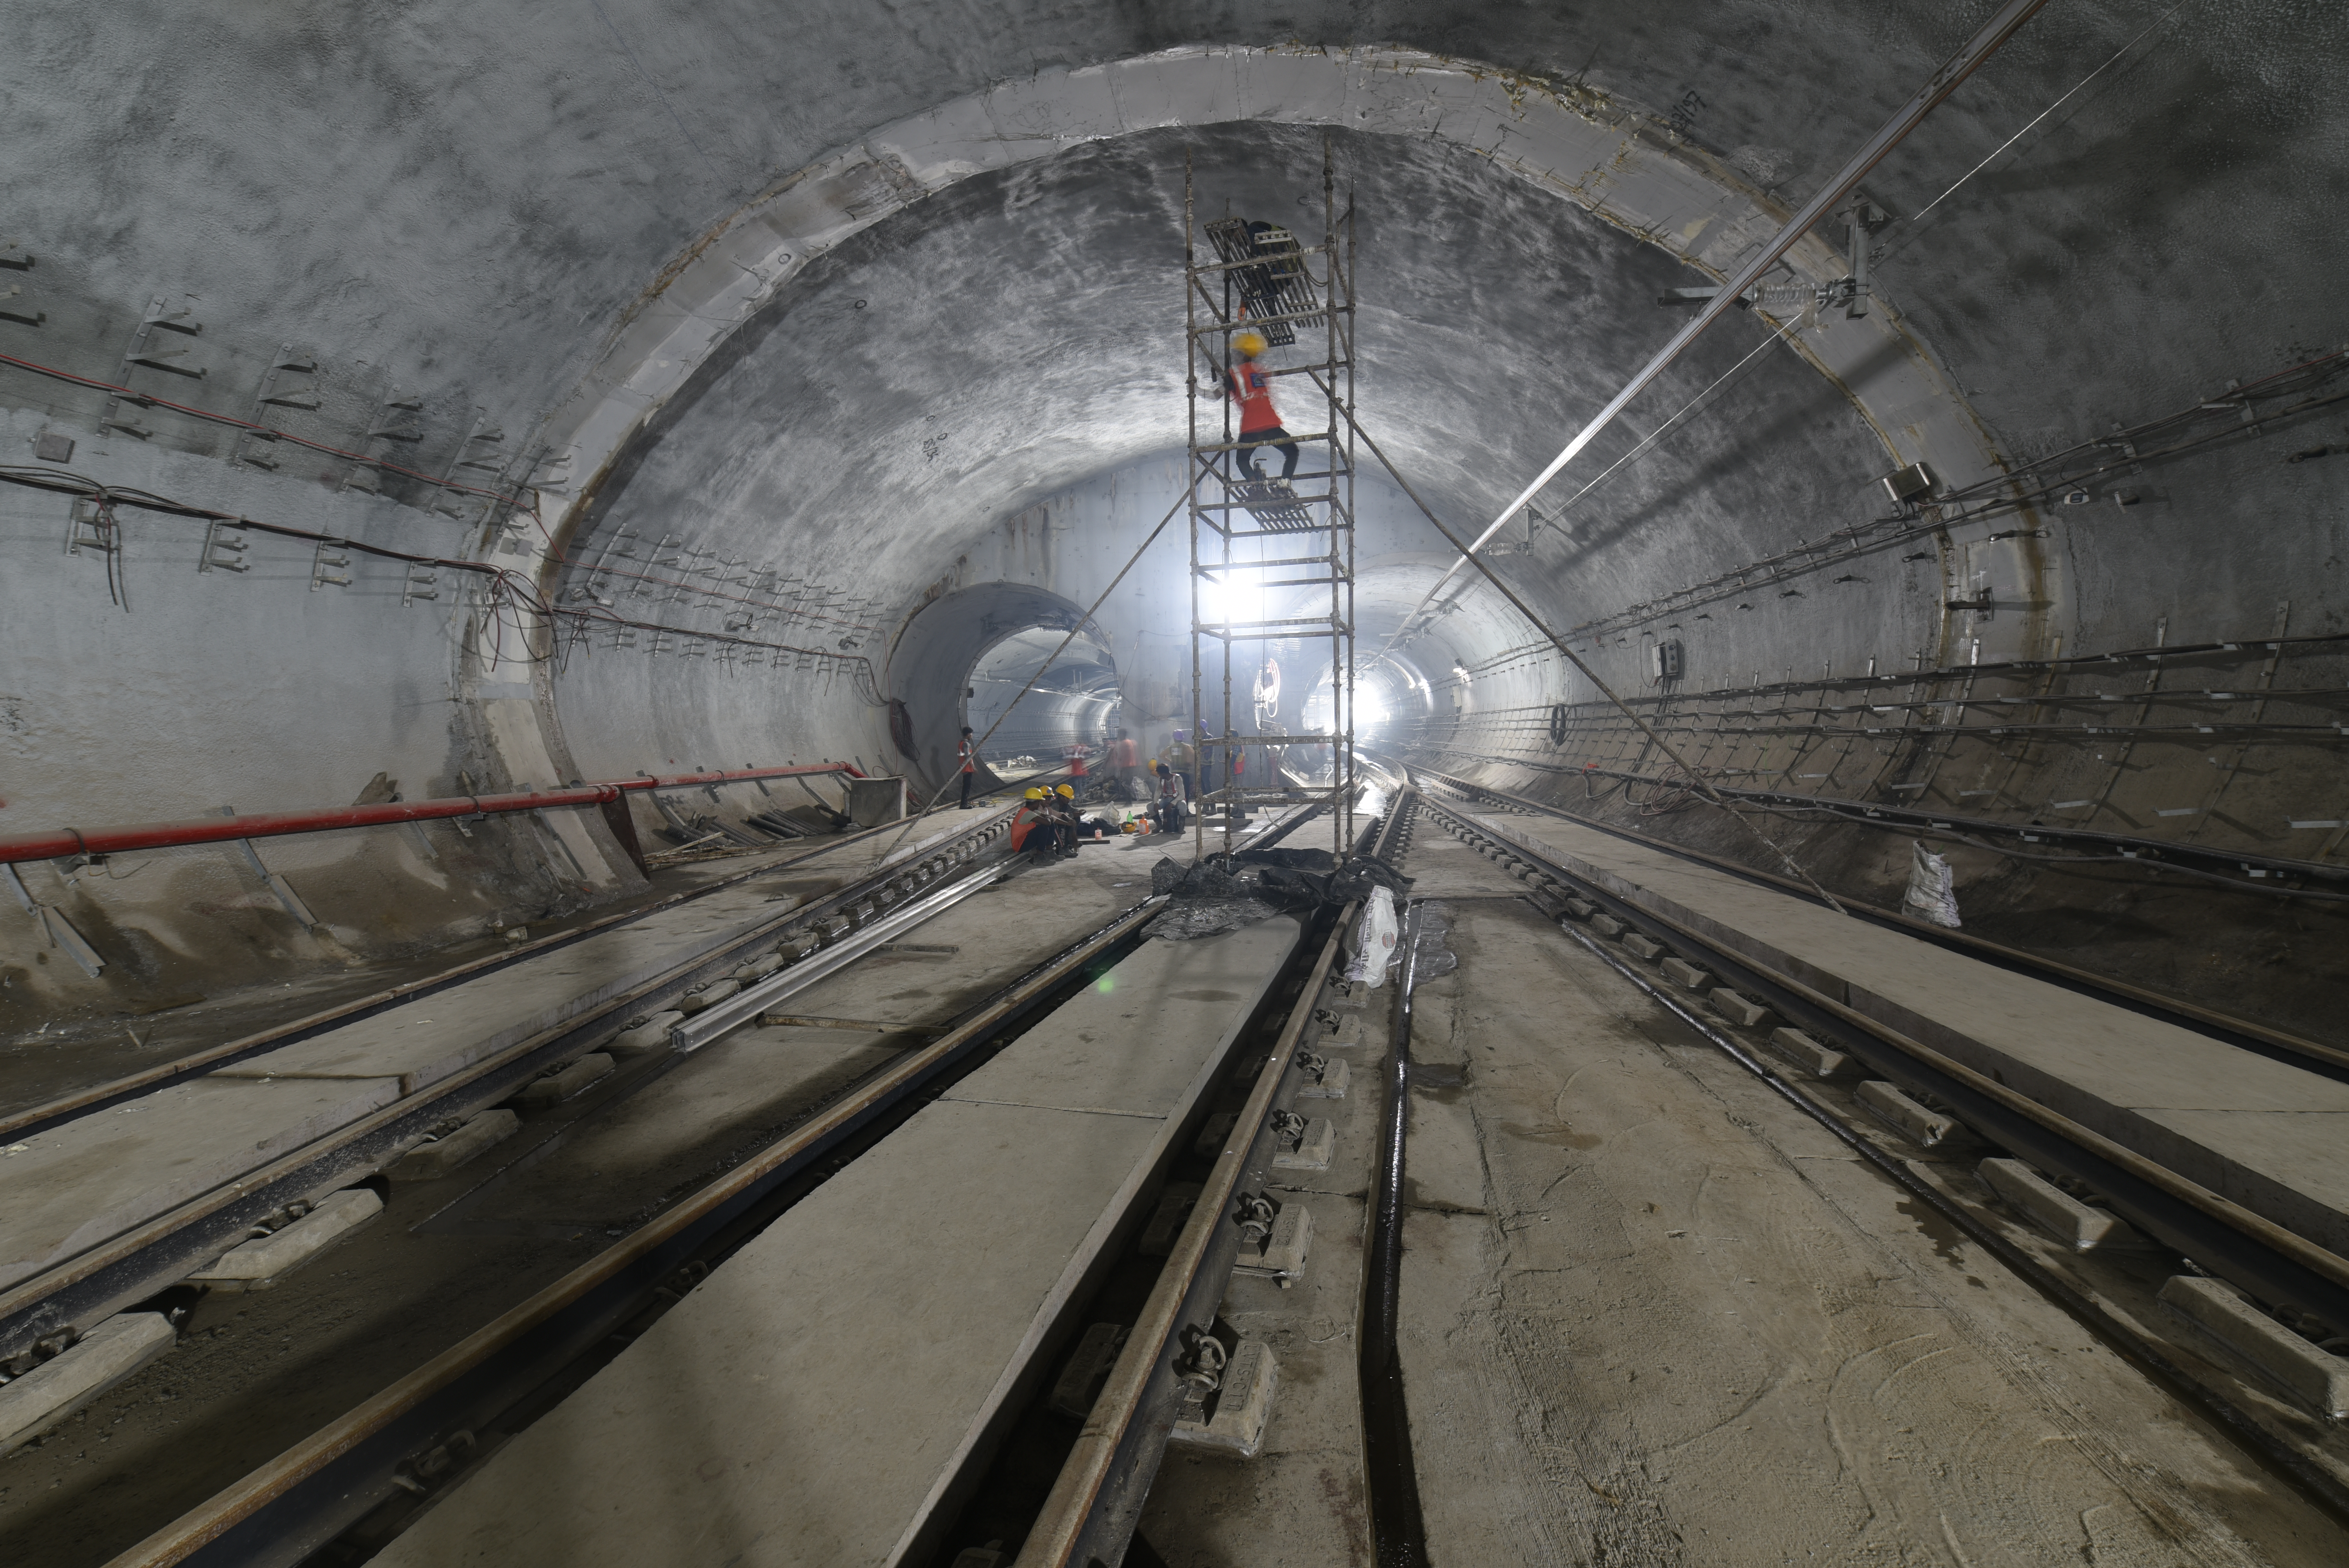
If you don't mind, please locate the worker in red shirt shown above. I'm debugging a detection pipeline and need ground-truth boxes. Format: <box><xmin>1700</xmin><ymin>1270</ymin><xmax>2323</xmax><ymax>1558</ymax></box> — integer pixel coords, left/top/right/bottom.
<box><xmin>1224</xmin><ymin>330</ymin><xmax>1297</xmax><ymax>483</ymax></box>
<box><xmin>957</xmin><ymin>725</ymin><xmax>978</xmax><ymax>809</ymax></box>
<box><xmin>1109</xmin><ymin>728</ymin><xmax>1141</xmax><ymax>800</ymax></box>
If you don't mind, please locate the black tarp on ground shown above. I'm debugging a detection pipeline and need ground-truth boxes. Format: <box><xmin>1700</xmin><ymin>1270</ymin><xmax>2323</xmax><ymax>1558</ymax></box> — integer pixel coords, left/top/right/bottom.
<box><xmin>1144</xmin><ymin>847</ymin><xmax>1413</xmax><ymax>940</ymax></box>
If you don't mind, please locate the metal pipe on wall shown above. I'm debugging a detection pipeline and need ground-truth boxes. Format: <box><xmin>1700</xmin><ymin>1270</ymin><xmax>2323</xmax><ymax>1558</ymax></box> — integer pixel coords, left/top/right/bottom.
<box><xmin>0</xmin><ymin>764</ymin><xmax>867</xmax><ymax>866</ymax></box>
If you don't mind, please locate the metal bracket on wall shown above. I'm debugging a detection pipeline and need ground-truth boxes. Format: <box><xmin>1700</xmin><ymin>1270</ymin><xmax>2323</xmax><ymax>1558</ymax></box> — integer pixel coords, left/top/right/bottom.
<box><xmin>96</xmin><ymin>297</ymin><xmax>180</xmax><ymax>441</ymax></box>
<box><xmin>310</xmin><ymin>539</ymin><xmax>353</xmax><ymax>592</ymax></box>
<box><xmin>198</xmin><ymin>520</ymin><xmax>250</xmax><ymax>574</ymax></box>
<box><xmin>0</xmin><ymin>279</ymin><xmax>43</xmax><ymax>327</ymax></box>
<box><xmin>2</xmin><ymin>863</ymin><xmax>105</xmax><ymax>976</ymax></box>
<box><xmin>340</xmin><ymin>386</ymin><xmax>422</xmax><ymax>494</ymax></box>
<box><xmin>213</xmin><ymin>808</ymin><xmax>323</xmax><ymax>930</ymax></box>
<box><xmin>64</xmin><ymin>497</ymin><xmax>118</xmax><ymax>558</ymax></box>
<box><xmin>401</xmin><ymin>565</ymin><xmax>438</xmax><ymax>606</ymax></box>
<box><xmin>432</xmin><ymin>409</ymin><xmax>495</xmax><ymax>522</ymax></box>
<box><xmin>234</xmin><ymin>344</ymin><xmax>320</xmax><ymax>470</ymax></box>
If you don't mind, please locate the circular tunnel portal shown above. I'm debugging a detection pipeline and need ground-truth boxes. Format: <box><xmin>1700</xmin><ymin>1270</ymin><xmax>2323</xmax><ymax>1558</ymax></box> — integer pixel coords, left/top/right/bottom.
<box><xmin>887</xmin><ymin>581</ymin><xmax>1121</xmax><ymax>793</ymax></box>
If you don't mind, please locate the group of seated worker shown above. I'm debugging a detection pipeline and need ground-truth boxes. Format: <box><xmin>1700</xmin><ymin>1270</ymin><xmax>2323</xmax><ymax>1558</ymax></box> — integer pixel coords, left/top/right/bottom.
<box><xmin>1009</xmin><ymin>768</ymin><xmax>1189</xmax><ymax>857</ymax></box>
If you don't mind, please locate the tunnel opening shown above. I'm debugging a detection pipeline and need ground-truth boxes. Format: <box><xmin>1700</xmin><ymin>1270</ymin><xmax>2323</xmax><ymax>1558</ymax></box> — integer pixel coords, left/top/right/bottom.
<box><xmin>963</xmin><ymin>624</ymin><xmax>1121</xmax><ymax>784</ymax></box>
<box><xmin>887</xmin><ymin>581</ymin><xmax>1119</xmax><ymax>795</ymax></box>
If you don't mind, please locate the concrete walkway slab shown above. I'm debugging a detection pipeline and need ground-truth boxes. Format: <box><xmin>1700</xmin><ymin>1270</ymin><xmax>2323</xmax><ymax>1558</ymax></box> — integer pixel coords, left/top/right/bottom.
<box><xmin>1477</xmin><ymin>812</ymin><xmax>2349</xmax><ymax>1257</ymax></box>
<box><xmin>0</xmin><ymin>1076</ymin><xmax>401</xmax><ymax>1293</ymax></box>
<box><xmin>378</xmin><ymin>918</ymin><xmax>1303</xmax><ymax>1568</ymax></box>
<box><xmin>0</xmin><ymin>847</ymin><xmax>917</xmax><ymax>1296</ymax></box>
<box><xmin>207</xmin><ymin>876</ymin><xmax>823</xmax><ymax>1092</ymax></box>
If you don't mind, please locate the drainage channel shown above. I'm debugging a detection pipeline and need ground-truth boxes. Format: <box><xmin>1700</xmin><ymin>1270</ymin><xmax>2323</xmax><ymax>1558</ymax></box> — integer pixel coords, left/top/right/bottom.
<box><xmin>1359</xmin><ymin>870</ymin><xmax>1432</xmax><ymax>1568</ymax></box>
<box><xmin>1414</xmin><ymin>789</ymin><xmax>2349</xmax><ymax>1526</ymax></box>
<box><xmin>95</xmin><ymin>890</ymin><xmax>1165</xmax><ymax>1568</ymax></box>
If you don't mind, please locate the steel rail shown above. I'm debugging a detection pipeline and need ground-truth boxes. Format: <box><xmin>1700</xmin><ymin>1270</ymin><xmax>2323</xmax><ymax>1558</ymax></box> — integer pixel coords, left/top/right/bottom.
<box><xmin>1399</xmin><ymin>758</ymin><xmax>2349</xmax><ymax>1076</ymax></box>
<box><xmin>0</xmin><ymin>803</ymin><xmax>1016</xmax><ymax>1143</ymax></box>
<box><xmin>99</xmin><ymin>894</ymin><xmax>1165</xmax><ymax>1568</ymax></box>
<box><xmin>668</xmin><ymin>857</ymin><xmax>1011</xmax><ymax>1051</ymax></box>
<box><xmin>1536</xmin><ymin>902</ymin><xmax>2349</xmax><ymax>1524</ymax></box>
<box><xmin>0</xmin><ymin>809</ymin><xmax>1021</xmax><ymax>1362</ymax></box>
<box><xmin>1018</xmin><ymin>804</ymin><xmax>1403</xmax><ymax>1568</ymax></box>
<box><xmin>1413</xmin><ymin>796</ymin><xmax>2349</xmax><ymax>1318</ymax></box>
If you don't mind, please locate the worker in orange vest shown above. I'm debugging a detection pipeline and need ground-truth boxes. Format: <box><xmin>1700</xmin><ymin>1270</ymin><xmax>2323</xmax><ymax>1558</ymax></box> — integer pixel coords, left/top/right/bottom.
<box><xmin>1224</xmin><ymin>330</ymin><xmax>1297</xmax><ymax>483</ymax></box>
<box><xmin>1009</xmin><ymin>787</ymin><xmax>1049</xmax><ymax>852</ymax></box>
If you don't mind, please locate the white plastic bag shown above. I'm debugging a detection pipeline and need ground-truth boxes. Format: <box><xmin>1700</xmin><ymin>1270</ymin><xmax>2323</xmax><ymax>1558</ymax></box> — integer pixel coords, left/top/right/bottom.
<box><xmin>1902</xmin><ymin>839</ymin><xmax>1961</xmax><ymax>928</ymax></box>
<box><xmin>1344</xmin><ymin>885</ymin><xmax>1401</xmax><ymax>986</ymax></box>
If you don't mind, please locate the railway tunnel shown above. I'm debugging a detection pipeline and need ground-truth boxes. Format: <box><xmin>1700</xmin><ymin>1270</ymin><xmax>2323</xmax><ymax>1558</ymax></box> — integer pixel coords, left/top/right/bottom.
<box><xmin>4</xmin><ymin>4</ymin><xmax>2349</xmax><ymax>1565</ymax></box>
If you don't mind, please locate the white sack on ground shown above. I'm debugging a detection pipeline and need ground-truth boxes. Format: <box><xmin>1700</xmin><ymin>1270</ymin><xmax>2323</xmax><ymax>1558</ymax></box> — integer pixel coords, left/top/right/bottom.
<box><xmin>1903</xmin><ymin>839</ymin><xmax>1962</xmax><ymax>928</ymax></box>
<box><xmin>1345</xmin><ymin>885</ymin><xmax>1400</xmax><ymax>986</ymax></box>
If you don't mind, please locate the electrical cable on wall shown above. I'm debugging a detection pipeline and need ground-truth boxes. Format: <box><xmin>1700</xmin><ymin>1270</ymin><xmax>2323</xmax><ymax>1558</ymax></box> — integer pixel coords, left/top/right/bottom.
<box><xmin>0</xmin><ymin>464</ymin><xmax>884</xmax><ymax>692</ymax></box>
<box><xmin>0</xmin><ymin>347</ymin><xmax>878</xmax><ymax>641</ymax></box>
<box><xmin>1317</xmin><ymin>386</ymin><xmax>1852</xmax><ymax>914</ymax></box>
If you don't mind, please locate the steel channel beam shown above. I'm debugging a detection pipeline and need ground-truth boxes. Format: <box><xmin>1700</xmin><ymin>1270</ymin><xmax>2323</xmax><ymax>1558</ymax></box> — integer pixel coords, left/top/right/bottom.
<box><xmin>102</xmin><ymin>896</ymin><xmax>1165</xmax><ymax>1568</ymax></box>
<box><xmin>0</xmin><ymin>811</ymin><xmax>1019</xmax><ymax>1363</ymax></box>
<box><xmin>1416</xmin><ymin>798</ymin><xmax>2349</xmax><ymax>1327</ymax></box>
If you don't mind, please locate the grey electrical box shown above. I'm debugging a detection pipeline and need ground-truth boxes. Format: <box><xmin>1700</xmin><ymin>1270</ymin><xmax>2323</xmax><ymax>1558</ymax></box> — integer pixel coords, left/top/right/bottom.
<box><xmin>1880</xmin><ymin>461</ymin><xmax>1937</xmax><ymax>506</ymax></box>
<box><xmin>1649</xmin><ymin>640</ymin><xmax>1684</xmax><ymax>682</ymax></box>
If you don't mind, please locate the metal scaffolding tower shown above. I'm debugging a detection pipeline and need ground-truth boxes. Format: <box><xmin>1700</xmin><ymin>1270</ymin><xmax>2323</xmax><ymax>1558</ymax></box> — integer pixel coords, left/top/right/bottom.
<box><xmin>1185</xmin><ymin>144</ymin><xmax>1357</xmax><ymax>859</ymax></box>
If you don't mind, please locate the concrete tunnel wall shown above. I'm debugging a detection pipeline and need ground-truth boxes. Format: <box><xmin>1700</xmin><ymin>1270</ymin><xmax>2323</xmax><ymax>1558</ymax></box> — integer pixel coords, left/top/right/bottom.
<box><xmin>2</xmin><ymin>5</ymin><xmax>2344</xmax><ymax>1028</ymax></box>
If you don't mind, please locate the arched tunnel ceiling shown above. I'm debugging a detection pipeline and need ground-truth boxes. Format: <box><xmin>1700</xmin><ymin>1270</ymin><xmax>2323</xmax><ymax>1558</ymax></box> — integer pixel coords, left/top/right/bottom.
<box><xmin>0</xmin><ymin>2</ymin><xmax>2340</xmax><ymax>815</ymax></box>
<box><xmin>14</xmin><ymin>0</ymin><xmax>2338</xmax><ymax>447</ymax></box>
<box><xmin>567</xmin><ymin>121</ymin><xmax>1890</xmax><ymax>661</ymax></box>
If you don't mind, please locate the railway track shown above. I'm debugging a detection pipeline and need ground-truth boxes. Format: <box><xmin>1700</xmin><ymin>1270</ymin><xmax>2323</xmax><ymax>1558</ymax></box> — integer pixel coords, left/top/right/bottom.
<box><xmin>5</xmin><ymin>795</ymin><xmax>1362</xmax><ymax>1566</ymax></box>
<box><xmin>1401</xmin><ymin>769</ymin><xmax>2349</xmax><ymax>1521</ymax></box>
<box><xmin>40</xmin><ymin>767</ymin><xmax>2332</xmax><ymax>1564</ymax></box>
<box><xmin>0</xmin><ymin>806</ymin><xmax>1027</xmax><ymax>1470</ymax></box>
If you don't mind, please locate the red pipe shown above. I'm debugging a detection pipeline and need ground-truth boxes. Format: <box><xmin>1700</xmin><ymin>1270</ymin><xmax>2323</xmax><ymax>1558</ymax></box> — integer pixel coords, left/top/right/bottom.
<box><xmin>0</xmin><ymin>764</ymin><xmax>868</xmax><ymax>866</ymax></box>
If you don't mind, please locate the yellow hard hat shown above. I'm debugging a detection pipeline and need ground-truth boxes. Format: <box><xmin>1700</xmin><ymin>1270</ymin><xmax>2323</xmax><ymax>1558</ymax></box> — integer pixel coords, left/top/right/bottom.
<box><xmin>1025</xmin><ymin>787</ymin><xmax>1046</xmax><ymax>800</ymax></box>
<box><xmin>1056</xmin><ymin>784</ymin><xmax>1075</xmax><ymax>798</ymax></box>
<box><xmin>1233</xmin><ymin>330</ymin><xmax>1266</xmax><ymax>358</ymax></box>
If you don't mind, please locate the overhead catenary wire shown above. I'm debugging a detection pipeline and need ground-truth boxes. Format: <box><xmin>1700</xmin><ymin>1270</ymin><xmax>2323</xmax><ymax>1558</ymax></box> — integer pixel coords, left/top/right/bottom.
<box><xmin>1896</xmin><ymin>0</ymin><xmax>2206</xmax><ymax>233</ymax></box>
<box><xmin>1385</xmin><ymin>315</ymin><xmax>1802</xmax><ymax>652</ymax></box>
<box><xmin>1414</xmin><ymin>0</ymin><xmax>2053</xmax><ymax>606</ymax></box>
<box><xmin>1312</xmin><ymin>378</ymin><xmax>1850</xmax><ymax>915</ymax></box>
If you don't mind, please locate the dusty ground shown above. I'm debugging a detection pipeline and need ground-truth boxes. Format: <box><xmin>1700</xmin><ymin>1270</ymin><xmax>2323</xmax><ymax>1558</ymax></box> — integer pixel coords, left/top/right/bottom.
<box><xmin>1394</xmin><ymin>895</ymin><xmax>2345</xmax><ymax>1567</ymax></box>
